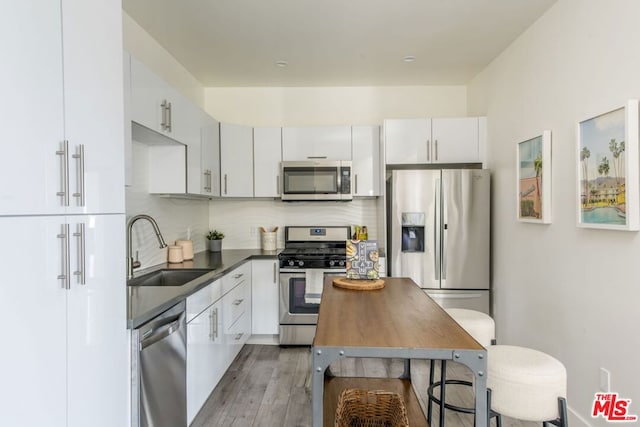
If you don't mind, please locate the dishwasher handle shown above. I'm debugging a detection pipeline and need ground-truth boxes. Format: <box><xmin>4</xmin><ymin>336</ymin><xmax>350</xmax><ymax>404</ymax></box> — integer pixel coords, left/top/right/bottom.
<box><xmin>140</xmin><ymin>313</ymin><xmax>184</xmax><ymax>350</ymax></box>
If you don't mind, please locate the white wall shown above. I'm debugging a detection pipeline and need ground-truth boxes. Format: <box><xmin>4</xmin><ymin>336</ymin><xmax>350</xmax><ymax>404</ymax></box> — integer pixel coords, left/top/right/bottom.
<box><xmin>468</xmin><ymin>1</ymin><xmax>640</xmax><ymax>425</ymax></box>
<box><xmin>205</xmin><ymin>86</ymin><xmax>467</xmax><ymax>126</ymax></box>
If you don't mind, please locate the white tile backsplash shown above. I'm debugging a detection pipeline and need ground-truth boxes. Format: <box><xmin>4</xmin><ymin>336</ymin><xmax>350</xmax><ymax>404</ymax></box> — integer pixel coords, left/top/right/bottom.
<box><xmin>208</xmin><ymin>198</ymin><xmax>379</xmax><ymax>249</ymax></box>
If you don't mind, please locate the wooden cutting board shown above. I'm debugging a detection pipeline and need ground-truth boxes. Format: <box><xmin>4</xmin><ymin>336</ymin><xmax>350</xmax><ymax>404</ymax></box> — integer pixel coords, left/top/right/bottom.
<box><xmin>333</xmin><ymin>277</ymin><xmax>385</xmax><ymax>290</ymax></box>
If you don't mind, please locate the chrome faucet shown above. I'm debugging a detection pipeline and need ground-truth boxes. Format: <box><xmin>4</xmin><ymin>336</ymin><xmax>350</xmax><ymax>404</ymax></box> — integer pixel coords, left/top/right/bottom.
<box><xmin>127</xmin><ymin>214</ymin><xmax>168</xmax><ymax>279</ymax></box>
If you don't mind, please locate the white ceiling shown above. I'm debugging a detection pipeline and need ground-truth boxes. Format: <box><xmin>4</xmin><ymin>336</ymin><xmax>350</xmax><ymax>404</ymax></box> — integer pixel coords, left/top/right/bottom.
<box><xmin>123</xmin><ymin>0</ymin><xmax>556</xmax><ymax>87</ymax></box>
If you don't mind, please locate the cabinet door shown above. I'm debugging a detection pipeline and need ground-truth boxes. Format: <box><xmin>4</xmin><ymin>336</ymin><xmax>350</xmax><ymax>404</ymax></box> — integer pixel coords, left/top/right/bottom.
<box><xmin>187</xmin><ymin>299</ymin><xmax>223</xmax><ymax>424</ymax></box>
<box><xmin>282</xmin><ymin>126</ymin><xmax>352</xmax><ymax>160</ymax></box>
<box><xmin>130</xmin><ymin>56</ymin><xmax>167</xmax><ymax>135</ymax></box>
<box><xmin>220</xmin><ymin>123</ymin><xmax>254</xmax><ymax>197</ymax></box>
<box><xmin>61</xmin><ymin>0</ymin><xmax>125</xmax><ymax>214</ymax></box>
<box><xmin>66</xmin><ymin>214</ymin><xmax>128</xmax><ymax>427</ymax></box>
<box><xmin>384</xmin><ymin>119</ymin><xmax>430</xmax><ymax>164</ymax></box>
<box><xmin>254</xmin><ymin>127</ymin><xmax>282</xmax><ymax>197</ymax></box>
<box><xmin>352</xmin><ymin>126</ymin><xmax>381</xmax><ymax>197</ymax></box>
<box><xmin>431</xmin><ymin>117</ymin><xmax>480</xmax><ymax>163</ymax></box>
<box><xmin>0</xmin><ymin>1</ymin><xmax>65</xmax><ymax>216</ymax></box>
<box><xmin>201</xmin><ymin>115</ymin><xmax>221</xmax><ymax>196</ymax></box>
<box><xmin>251</xmin><ymin>260</ymin><xmax>279</xmax><ymax>335</ymax></box>
<box><xmin>0</xmin><ymin>217</ymin><xmax>67</xmax><ymax>427</ymax></box>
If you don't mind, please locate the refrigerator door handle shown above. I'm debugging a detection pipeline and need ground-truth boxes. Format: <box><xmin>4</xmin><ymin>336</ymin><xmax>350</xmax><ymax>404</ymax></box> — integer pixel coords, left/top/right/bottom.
<box><xmin>434</xmin><ymin>177</ymin><xmax>441</xmax><ymax>281</ymax></box>
<box><xmin>441</xmin><ymin>176</ymin><xmax>447</xmax><ymax>280</ymax></box>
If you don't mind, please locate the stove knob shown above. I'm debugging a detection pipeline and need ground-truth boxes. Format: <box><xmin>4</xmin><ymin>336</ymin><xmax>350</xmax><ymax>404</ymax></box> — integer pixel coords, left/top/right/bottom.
<box><xmin>288</xmin><ymin>260</ymin><xmax>295</xmax><ymax>266</ymax></box>
<box><xmin>338</xmin><ymin>260</ymin><xmax>345</xmax><ymax>267</ymax></box>
<box><xmin>329</xmin><ymin>260</ymin><xmax>335</xmax><ymax>266</ymax></box>
<box><xmin>298</xmin><ymin>260</ymin><xmax>304</xmax><ymax>267</ymax></box>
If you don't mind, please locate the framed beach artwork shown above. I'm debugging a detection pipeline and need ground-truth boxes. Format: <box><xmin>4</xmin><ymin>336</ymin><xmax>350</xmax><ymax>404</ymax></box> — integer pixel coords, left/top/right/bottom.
<box><xmin>517</xmin><ymin>131</ymin><xmax>552</xmax><ymax>223</ymax></box>
<box><xmin>577</xmin><ymin>100</ymin><xmax>639</xmax><ymax>231</ymax></box>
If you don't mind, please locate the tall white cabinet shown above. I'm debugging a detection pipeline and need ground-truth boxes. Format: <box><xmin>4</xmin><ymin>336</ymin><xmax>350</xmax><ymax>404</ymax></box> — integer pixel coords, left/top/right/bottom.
<box><xmin>0</xmin><ymin>2</ymin><xmax>127</xmax><ymax>427</ymax></box>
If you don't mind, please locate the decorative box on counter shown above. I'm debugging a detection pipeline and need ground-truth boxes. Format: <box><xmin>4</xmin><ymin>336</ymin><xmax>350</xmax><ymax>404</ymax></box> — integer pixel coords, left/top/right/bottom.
<box><xmin>346</xmin><ymin>240</ymin><xmax>380</xmax><ymax>280</ymax></box>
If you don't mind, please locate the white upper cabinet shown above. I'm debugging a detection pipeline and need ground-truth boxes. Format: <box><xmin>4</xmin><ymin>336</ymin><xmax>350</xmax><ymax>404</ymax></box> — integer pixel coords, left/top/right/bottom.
<box><xmin>351</xmin><ymin>126</ymin><xmax>381</xmax><ymax>197</ymax></box>
<box><xmin>0</xmin><ymin>0</ymin><xmax>124</xmax><ymax>216</ymax></box>
<box><xmin>282</xmin><ymin>126</ymin><xmax>352</xmax><ymax>160</ymax></box>
<box><xmin>200</xmin><ymin>115</ymin><xmax>221</xmax><ymax>197</ymax></box>
<box><xmin>431</xmin><ymin>117</ymin><xmax>481</xmax><ymax>163</ymax></box>
<box><xmin>130</xmin><ymin>55</ymin><xmax>200</xmax><ymax>147</ymax></box>
<box><xmin>384</xmin><ymin>117</ymin><xmax>483</xmax><ymax>165</ymax></box>
<box><xmin>253</xmin><ymin>127</ymin><xmax>282</xmax><ymax>197</ymax></box>
<box><xmin>384</xmin><ymin>119</ymin><xmax>431</xmax><ymax>164</ymax></box>
<box><xmin>220</xmin><ymin>123</ymin><xmax>254</xmax><ymax>197</ymax></box>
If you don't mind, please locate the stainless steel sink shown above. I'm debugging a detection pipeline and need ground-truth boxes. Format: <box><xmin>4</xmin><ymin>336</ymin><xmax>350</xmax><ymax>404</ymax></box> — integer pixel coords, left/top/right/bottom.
<box><xmin>127</xmin><ymin>269</ymin><xmax>211</xmax><ymax>287</ymax></box>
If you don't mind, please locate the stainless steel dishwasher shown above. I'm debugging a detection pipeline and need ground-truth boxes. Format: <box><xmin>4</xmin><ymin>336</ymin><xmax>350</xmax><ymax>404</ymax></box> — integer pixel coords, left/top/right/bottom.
<box><xmin>132</xmin><ymin>301</ymin><xmax>187</xmax><ymax>427</ymax></box>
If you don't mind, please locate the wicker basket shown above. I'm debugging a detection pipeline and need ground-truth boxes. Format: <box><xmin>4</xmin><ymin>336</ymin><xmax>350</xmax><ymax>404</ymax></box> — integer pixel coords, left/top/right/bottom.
<box><xmin>335</xmin><ymin>388</ymin><xmax>409</xmax><ymax>427</ymax></box>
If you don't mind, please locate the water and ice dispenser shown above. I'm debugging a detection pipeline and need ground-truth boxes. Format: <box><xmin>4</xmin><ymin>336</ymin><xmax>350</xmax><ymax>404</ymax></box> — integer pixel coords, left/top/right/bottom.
<box><xmin>401</xmin><ymin>212</ymin><xmax>425</xmax><ymax>252</ymax></box>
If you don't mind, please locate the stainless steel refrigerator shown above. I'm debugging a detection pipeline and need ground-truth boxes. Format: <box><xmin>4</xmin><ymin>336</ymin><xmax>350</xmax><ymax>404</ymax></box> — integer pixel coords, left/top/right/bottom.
<box><xmin>387</xmin><ymin>169</ymin><xmax>490</xmax><ymax>314</ymax></box>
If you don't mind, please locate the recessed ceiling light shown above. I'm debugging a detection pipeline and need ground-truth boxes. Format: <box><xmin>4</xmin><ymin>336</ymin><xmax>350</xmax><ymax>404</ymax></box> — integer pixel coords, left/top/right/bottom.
<box><xmin>275</xmin><ymin>60</ymin><xmax>288</xmax><ymax>68</ymax></box>
<box><xmin>403</xmin><ymin>56</ymin><xmax>416</xmax><ymax>63</ymax></box>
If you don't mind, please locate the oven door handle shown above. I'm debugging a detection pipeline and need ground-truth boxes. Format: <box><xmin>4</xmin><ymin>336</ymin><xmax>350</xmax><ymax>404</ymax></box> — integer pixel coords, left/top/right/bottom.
<box><xmin>279</xmin><ymin>268</ymin><xmax>346</xmax><ymax>274</ymax></box>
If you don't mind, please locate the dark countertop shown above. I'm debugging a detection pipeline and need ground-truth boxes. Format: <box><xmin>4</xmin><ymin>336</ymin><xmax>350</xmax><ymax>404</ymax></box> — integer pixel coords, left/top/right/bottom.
<box><xmin>127</xmin><ymin>249</ymin><xmax>279</xmax><ymax>329</ymax></box>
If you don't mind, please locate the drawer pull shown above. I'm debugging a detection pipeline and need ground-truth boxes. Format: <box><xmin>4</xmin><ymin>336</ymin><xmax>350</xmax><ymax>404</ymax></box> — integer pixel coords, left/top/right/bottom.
<box><xmin>233</xmin><ymin>273</ymin><xmax>243</xmax><ymax>279</ymax></box>
<box><xmin>234</xmin><ymin>333</ymin><xmax>244</xmax><ymax>341</ymax></box>
<box><xmin>233</xmin><ymin>298</ymin><xmax>244</xmax><ymax>306</ymax></box>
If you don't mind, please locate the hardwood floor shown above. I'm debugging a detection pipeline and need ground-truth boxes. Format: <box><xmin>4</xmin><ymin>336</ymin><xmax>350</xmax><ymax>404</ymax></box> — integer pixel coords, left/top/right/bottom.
<box><xmin>191</xmin><ymin>345</ymin><xmax>539</xmax><ymax>427</ymax></box>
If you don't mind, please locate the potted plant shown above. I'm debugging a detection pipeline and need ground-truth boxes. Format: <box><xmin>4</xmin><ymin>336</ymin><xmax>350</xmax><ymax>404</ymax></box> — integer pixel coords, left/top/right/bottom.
<box><xmin>206</xmin><ymin>230</ymin><xmax>224</xmax><ymax>252</ymax></box>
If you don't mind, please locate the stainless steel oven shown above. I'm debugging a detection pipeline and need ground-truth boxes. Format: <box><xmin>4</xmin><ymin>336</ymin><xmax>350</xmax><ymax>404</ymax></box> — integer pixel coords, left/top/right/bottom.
<box><xmin>279</xmin><ymin>268</ymin><xmax>345</xmax><ymax>345</ymax></box>
<box><xmin>278</xmin><ymin>226</ymin><xmax>351</xmax><ymax>345</ymax></box>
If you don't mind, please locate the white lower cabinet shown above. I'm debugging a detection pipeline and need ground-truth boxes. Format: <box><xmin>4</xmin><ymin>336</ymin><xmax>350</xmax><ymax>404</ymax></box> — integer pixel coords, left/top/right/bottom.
<box><xmin>187</xmin><ymin>296</ymin><xmax>223</xmax><ymax>424</ymax></box>
<box><xmin>251</xmin><ymin>260</ymin><xmax>280</xmax><ymax>335</ymax></box>
<box><xmin>186</xmin><ymin>263</ymin><xmax>252</xmax><ymax>422</ymax></box>
<box><xmin>0</xmin><ymin>215</ymin><xmax>127</xmax><ymax>427</ymax></box>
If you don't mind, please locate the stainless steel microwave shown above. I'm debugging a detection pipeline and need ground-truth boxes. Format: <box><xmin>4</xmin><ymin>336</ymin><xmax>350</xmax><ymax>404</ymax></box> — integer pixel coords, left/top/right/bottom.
<box><xmin>281</xmin><ymin>160</ymin><xmax>352</xmax><ymax>201</ymax></box>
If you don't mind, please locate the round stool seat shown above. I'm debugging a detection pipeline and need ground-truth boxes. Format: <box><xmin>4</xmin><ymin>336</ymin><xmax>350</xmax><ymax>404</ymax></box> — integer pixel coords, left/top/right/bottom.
<box><xmin>487</xmin><ymin>345</ymin><xmax>567</xmax><ymax>422</ymax></box>
<box><xmin>445</xmin><ymin>308</ymin><xmax>495</xmax><ymax>347</ymax></box>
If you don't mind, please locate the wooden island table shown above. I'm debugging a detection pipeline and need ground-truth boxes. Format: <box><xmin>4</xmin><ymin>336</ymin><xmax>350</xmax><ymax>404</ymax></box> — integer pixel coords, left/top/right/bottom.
<box><xmin>311</xmin><ymin>277</ymin><xmax>488</xmax><ymax>426</ymax></box>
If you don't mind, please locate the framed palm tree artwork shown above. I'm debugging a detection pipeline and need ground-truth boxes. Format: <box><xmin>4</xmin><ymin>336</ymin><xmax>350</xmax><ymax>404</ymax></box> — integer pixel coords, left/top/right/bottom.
<box><xmin>517</xmin><ymin>131</ymin><xmax>551</xmax><ymax>223</ymax></box>
<box><xmin>577</xmin><ymin>100</ymin><xmax>639</xmax><ymax>230</ymax></box>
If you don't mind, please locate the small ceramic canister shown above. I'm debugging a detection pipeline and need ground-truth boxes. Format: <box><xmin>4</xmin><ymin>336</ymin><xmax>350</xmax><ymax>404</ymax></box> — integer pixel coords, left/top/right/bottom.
<box><xmin>167</xmin><ymin>245</ymin><xmax>184</xmax><ymax>263</ymax></box>
<box><xmin>175</xmin><ymin>239</ymin><xmax>194</xmax><ymax>260</ymax></box>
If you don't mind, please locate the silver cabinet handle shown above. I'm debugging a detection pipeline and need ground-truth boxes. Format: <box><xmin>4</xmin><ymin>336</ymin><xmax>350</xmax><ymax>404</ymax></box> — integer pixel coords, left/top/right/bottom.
<box><xmin>160</xmin><ymin>100</ymin><xmax>168</xmax><ymax>131</ymax></box>
<box><xmin>209</xmin><ymin>307</ymin><xmax>218</xmax><ymax>340</ymax></box>
<box><xmin>72</xmin><ymin>144</ymin><xmax>85</xmax><ymax>206</ymax></box>
<box><xmin>273</xmin><ymin>262</ymin><xmax>276</xmax><ymax>284</ymax></box>
<box><xmin>57</xmin><ymin>224</ymin><xmax>70</xmax><ymax>289</ymax></box>
<box><xmin>166</xmin><ymin>102</ymin><xmax>172</xmax><ymax>132</ymax></box>
<box><xmin>56</xmin><ymin>140</ymin><xmax>69</xmax><ymax>206</ymax></box>
<box><xmin>427</xmin><ymin>139</ymin><xmax>431</xmax><ymax>162</ymax></box>
<box><xmin>233</xmin><ymin>298</ymin><xmax>244</xmax><ymax>306</ymax></box>
<box><xmin>355</xmin><ymin>174</ymin><xmax>358</xmax><ymax>195</ymax></box>
<box><xmin>435</xmin><ymin>140</ymin><xmax>438</xmax><ymax>161</ymax></box>
<box><xmin>205</xmin><ymin>170</ymin><xmax>212</xmax><ymax>192</ymax></box>
<box><xmin>233</xmin><ymin>273</ymin><xmax>243</xmax><ymax>279</ymax></box>
<box><xmin>276</xmin><ymin>175</ymin><xmax>280</xmax><ymax>195</ymax></box>
<box><xmin>307</xmin><ymin>156</ymin><xmax>327</xmax><ymax>159</ymax></box>
<box><xmin>73</xmin><ymin>223</ymin><xmax>86</xmax><ymax>285</ymax></box>
<box><xmin>224</xmin><ymin>174</ymin><xmax>228</xmax><ymax>195</ymax></box>
<box><xmin>234</xmin><ymin>333</ymin><xmax>244</xmax><ymax>341</ymax></box>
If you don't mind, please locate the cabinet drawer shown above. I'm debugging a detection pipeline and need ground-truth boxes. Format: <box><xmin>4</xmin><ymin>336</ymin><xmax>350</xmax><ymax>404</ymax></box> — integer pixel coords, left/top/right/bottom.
<box><xmin>222</xmin><ymin>262</ymin><xmax>251</xmax><ymax>294</ymax></box>
<box><xmin>224</xmin><ymin>281</ymin><xmax>249</xmax><ymax>329</ymax></box>
<box><xmin>186</xmin><ymin>279</ymin><xmax>222</xmax><ymax>323</ymax></box>
<box><xmin>226</xmin><ymin>311</ymin><xmax>250</xmax><ymax>346</ymax></box>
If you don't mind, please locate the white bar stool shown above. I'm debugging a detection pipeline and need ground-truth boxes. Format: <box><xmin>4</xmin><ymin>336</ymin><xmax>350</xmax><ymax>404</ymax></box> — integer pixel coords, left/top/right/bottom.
<box><xmin>427</xmin><ymin>308</ymin><xmax>496</xmax><ymax>426</ymax></box>
<box><xmin>488</xmin><ymin>345</ymin><xmax>568</xmax><ymax>426</ymax></box>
